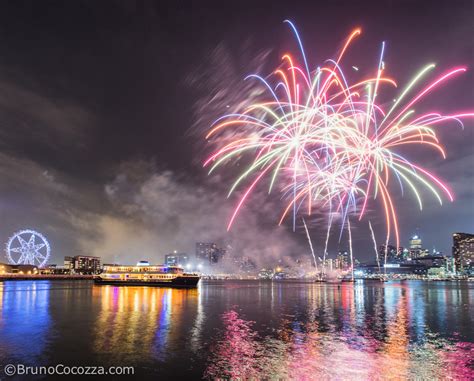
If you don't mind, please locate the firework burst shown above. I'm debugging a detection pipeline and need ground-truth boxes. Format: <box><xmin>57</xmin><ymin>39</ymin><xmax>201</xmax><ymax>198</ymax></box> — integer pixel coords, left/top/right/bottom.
<box><xmin>204</xmin><ymin>21</ymin><xmax>473</xmax><ymax>255</ymax></box>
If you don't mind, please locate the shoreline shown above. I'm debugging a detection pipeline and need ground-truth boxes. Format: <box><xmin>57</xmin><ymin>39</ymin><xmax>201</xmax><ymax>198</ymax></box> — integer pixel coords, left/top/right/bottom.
<box><xmin>1</xmin><ymin>276</ymin><xmax>471</xmax><ymax>283</ymax></box>
<box><xmin>0</xmin><ymin>274</ymin><xmax>94</xmax><ymax>281</ymax></box>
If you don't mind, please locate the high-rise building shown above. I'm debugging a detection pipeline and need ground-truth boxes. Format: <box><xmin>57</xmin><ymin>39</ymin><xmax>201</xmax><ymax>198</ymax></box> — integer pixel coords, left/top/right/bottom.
<box><xmin>196</xmin><ymin>242</ymin><xmax>215</xmax><ymax>261</ymax></box>
<box><xmin>452</xmin><ymin>233</ymin><xmax>474</xmax><ymax>274</ymax></box>
<box><xmin>196</xmin><ymin>242</ymin><xmax>226</xmax><ymax>264</ymax></box>
<box><xmin>409</xmin><ymin>235</ymin><xmax>422</xmax><ymax>249</ymax></box>
<box><xmin>409</xmin><ymin>235</ymin><xmax>424</xmax><ymax>258</ymax></box>
<box><xmin>229</xmin><ymin>255</ymin><xmax>256</xmax><ymax>272</ymax></box>
<box><xmin>211</xmin><ymin>246</ymin><xmax>226</xmax><ymax>264</ymax></box>
<box><xmin>66</xmin><ymin>255</ymin><xmax>101</xmax><ymax>274</ymax></box>
<box><xmin>336</xmin><ymin>251</ymin><xmax>349</xmax><ymax>270</ymax></box>
<box><xmin>321</xmin><ymin>258</ymin><xmax>335</xmax><ymax>272</ymax></box>
<box><xmin>164</xmin><ymin>252</ymin><xmax>189</xmax><ymax>267</ymax></box>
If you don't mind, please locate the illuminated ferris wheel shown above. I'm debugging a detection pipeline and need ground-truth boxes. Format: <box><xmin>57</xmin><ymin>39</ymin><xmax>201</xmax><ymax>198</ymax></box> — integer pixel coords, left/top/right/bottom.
<box><xmin>5</xmin><ymin>229</ymin><xmax>51</xmax><ymax>268</ymax></box>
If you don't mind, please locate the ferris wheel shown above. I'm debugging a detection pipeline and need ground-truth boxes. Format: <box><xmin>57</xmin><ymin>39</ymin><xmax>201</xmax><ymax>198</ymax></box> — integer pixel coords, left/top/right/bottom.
<box><xmin>5</xmin><ymin>229</ymin><xmax>51</xmax><ymax>268</ymax></box>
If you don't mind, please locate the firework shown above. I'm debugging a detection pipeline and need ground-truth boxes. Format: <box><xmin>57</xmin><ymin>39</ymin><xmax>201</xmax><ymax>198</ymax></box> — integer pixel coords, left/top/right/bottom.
<box><xmin>302</xmin><ymin>218</ymin><xmax>318</xmax><ymax>271</ymax></box>
<box><xmin>368</xmin><ymin>221</ymin><xmax>380</xmax><ymax>273</ymax></box>
<box><xmin>347</xmin><ymin>218</ymin><xmax>354</xmax><ymax>281</ymax></box>
<box><xmin>204</xmin><ymin>21</ymin><xmax>473</xmax><ymax>250</ymax></box>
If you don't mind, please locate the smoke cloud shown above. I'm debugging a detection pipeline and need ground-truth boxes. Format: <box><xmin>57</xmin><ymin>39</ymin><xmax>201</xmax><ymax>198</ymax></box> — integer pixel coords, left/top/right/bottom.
<box><xmin>78</xmin><ymin>161</ymin><xmax>306</xmax><ymax>269</ymax></box>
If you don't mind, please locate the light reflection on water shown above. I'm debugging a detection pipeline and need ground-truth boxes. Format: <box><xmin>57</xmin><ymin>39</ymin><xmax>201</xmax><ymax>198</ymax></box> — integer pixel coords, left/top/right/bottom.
<box><xmin>0</xmin><ymin>281</ymin><xmax>51</xmax><ymax>364</ymax></box>
<box><xmin>93</xmin><ymin>285</ymin><xmax>201</xmax><ymax>363</ymax></box>
<box><xmin>0</xmin><ymin>280</ymin><xmax>472</xmax><ymax>379</ymax></box>
<box><xmin>204</xmin><ymin>282</ymin><xmax>473</xmax><ymax>380</ymax></box>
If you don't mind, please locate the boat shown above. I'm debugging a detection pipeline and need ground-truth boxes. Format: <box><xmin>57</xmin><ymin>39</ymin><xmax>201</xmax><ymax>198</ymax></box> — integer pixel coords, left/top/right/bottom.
<box><xmin>94</xmin><ymin>262</ymin><xmax>200</xmax><ymax>287</ymax></box>
<box><xmin>314</xmin><ymin>274</ymin><xmax>327</xmax><ymax>283</ymax></box>
<box><xmin>360</xmin><ymin>277</ymin><xmax>387</xmax><ymax>282</ymax></box>
<box><xmin>340</xmin><ymin>276</ymin><xmax>356</xmax><ymax>283</ymax></box>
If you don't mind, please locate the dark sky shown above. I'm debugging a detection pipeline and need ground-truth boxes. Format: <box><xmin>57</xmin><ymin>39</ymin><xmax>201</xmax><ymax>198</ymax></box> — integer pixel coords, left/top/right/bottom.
<box><xmin>0</xmin><ymin>0</ymin><xmax>472</xmax><ymax>266</ymax></box>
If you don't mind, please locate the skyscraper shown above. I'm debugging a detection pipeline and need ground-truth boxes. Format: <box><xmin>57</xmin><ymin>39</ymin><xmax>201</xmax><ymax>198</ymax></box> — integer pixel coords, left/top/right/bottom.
<box><xmin>164</xmin><ymin>252</ymin><xmax>189</xmax><ymax>267</ymax></box>
<box><xmin>196</xmin><ymin>242</ymin><xmax>226</xmax><ymax>264</ymax></box>
<box><xmin>409</xmin><ymin>235</ymin><xmax>422</xmax><ymax>249</ymax></box>
<box><xmin>452</xmin><ymin>233</ymin><xmax>474</xmax><ymax>274</ymax></box>
<box><xmin>336</xmin><ymin>251</ymin><xmax>349</xmax><ymax>270</ymax></box>
<box><xmin>409</xmin><ymin>235</ymin><xmax>423</xmax><ymax>258</ymax></box>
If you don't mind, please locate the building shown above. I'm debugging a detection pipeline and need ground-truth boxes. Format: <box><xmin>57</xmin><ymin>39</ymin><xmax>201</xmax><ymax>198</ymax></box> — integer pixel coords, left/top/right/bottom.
<box><xmin>196</xmin><ymin>242</ymin><xmax>226</xmax><ymax>265</ymax></box>
<box><xmin>413</xmin><ymin>255</ymin><xmax>446</xmax><ymax>269</ymax></box>
<box><xmin>258</xmin><ymin>268</ymin><xmax>274</xmax><ymax>279</ymax></box>
<box><xmin>402</xmin><ymin>248</ymin><xmax>410</xmax><ymax>261</ymax></box>
<box><xmin>321</xmin><ymin>258</ymin><xmax>335</xmax><ymax>272</ymax></box>
<box><xmin>409</xmin><ymin>235</ymin><xmax>422</xmax><ymax>250</ymax></box>
<box><xmin>211</xmin><ymin>246</ymin><xmax>226</xmax><ymax>264</ymax></box>
<box><xmin>74</xmin><ymin>255</ymin><xmax>101</xmax><ymax>274</ymax></box>
<box><xmin>40</xmin><ymin>264</ymin><xmax>71</xmax><ymax>275</ymax></box>
<box><xmin>444</xmin><ymin>256</ymin><xmax>455</xmax><ymax>274</ymax></box>
<box><xmin>196</xmin><ymin>242</ymin><xmax>215</xmax><ymax>262</ymax></box>
<box><xmin>64</xmin><ymin>256</ymin><xmax>74</xmax><ymax>270</ymax></box>
<box><xmin>408</xmin><ymin>235</ymin><xmax>426</xmax><ymax>259</ymax></box>
<box><xmin>0</xmin><ymin>263</ymin><xmax>38</xmax><ymax>274</ymax></box>
<box><xmin>65</xmin><ymin>255</ymin><xmax>101</xmax><ymax>274</ymax></box>
<box><xmin>164</xmin><ymin>252</ymin><xmax>189</xmax><ymax>267</ymax></box>
<box><xmin>379</xmin><ymin>245</ymin><xmax>404</xmax><ymax>263</ymax></box>
<box><xmin>229</xmin><ymin>255</ymin><xmax>256</xmax><ymax>273</ymax></box>
<box><xmin>335</xmin><ymin>251</ymin><xmax>349</xmax><ymax>270</ymax></box>
<box><xmin>357</xmin><ymin>263</ymin><xmax>428</xmax><ymax>276</ymax></box>
<box><xmin>427</xmin><ymin>267</ymin><xmax>447</xmax><ymax>278</ymax></box>
<box><xmin>452</xmin><ymin>233</ymin><xmax>474</xmax><ymax>274</ymax></box>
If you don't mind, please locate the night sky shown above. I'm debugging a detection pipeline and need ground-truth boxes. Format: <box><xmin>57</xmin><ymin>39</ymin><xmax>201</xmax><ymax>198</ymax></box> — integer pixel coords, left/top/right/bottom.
<box><xmin>0</xmin><ymin>0</ymin><xmax>472</xmax><ymax>266</ymax></box>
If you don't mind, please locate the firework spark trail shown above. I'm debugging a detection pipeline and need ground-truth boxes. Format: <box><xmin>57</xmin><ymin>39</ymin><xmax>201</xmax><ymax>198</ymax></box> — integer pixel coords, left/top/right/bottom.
<box><xmin>322</xmin><ymin>213</ymin><xmax>333</xmax><ymax>277</ymax></box>
<box><xmin>302</xmin><ymin>218</ymin><xmax>318</xmax><ymax>272</ymax></box>
<box><xmin>347</xmin><ymin>218</ymin><xmax>354</xmax><ymax>281</ymax></box>
<box><xmin>369</xmin><ymin>221</ymin><xmax>380</xmax><ymax>274</ymax></box>
<box><xmin>204</xmin><ymin>21</ymin><xmax>474</xmax><ymax>258</ymax></box>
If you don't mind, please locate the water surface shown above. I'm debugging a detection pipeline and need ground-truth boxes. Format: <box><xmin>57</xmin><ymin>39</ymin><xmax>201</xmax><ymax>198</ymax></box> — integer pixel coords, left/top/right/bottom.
<box><xmin>0</xmin><ymin>280</ymin><xmax>472</xmax><ymax>379</ymax></box>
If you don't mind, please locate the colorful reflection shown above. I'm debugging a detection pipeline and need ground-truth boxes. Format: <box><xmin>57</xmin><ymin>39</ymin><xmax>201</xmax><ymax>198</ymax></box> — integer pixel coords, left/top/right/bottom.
<box><xmin>0</xmin><ymin>281</ymin><xmax>51</xmax><ymax>363</ymax></box>
<box><xmin>0</xmin><ymin>280</ymin><xmax>471</xmax><ymax>379</ymax></box>
<box><xmin>93</xmin><ymin>285</ymin><xmax>201</xmax><ymax>362</ymax></box>
<box><xmin>204</xmin><ymin>282</ymin><xmax>473</xmax><ymax>380</ymax></box>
